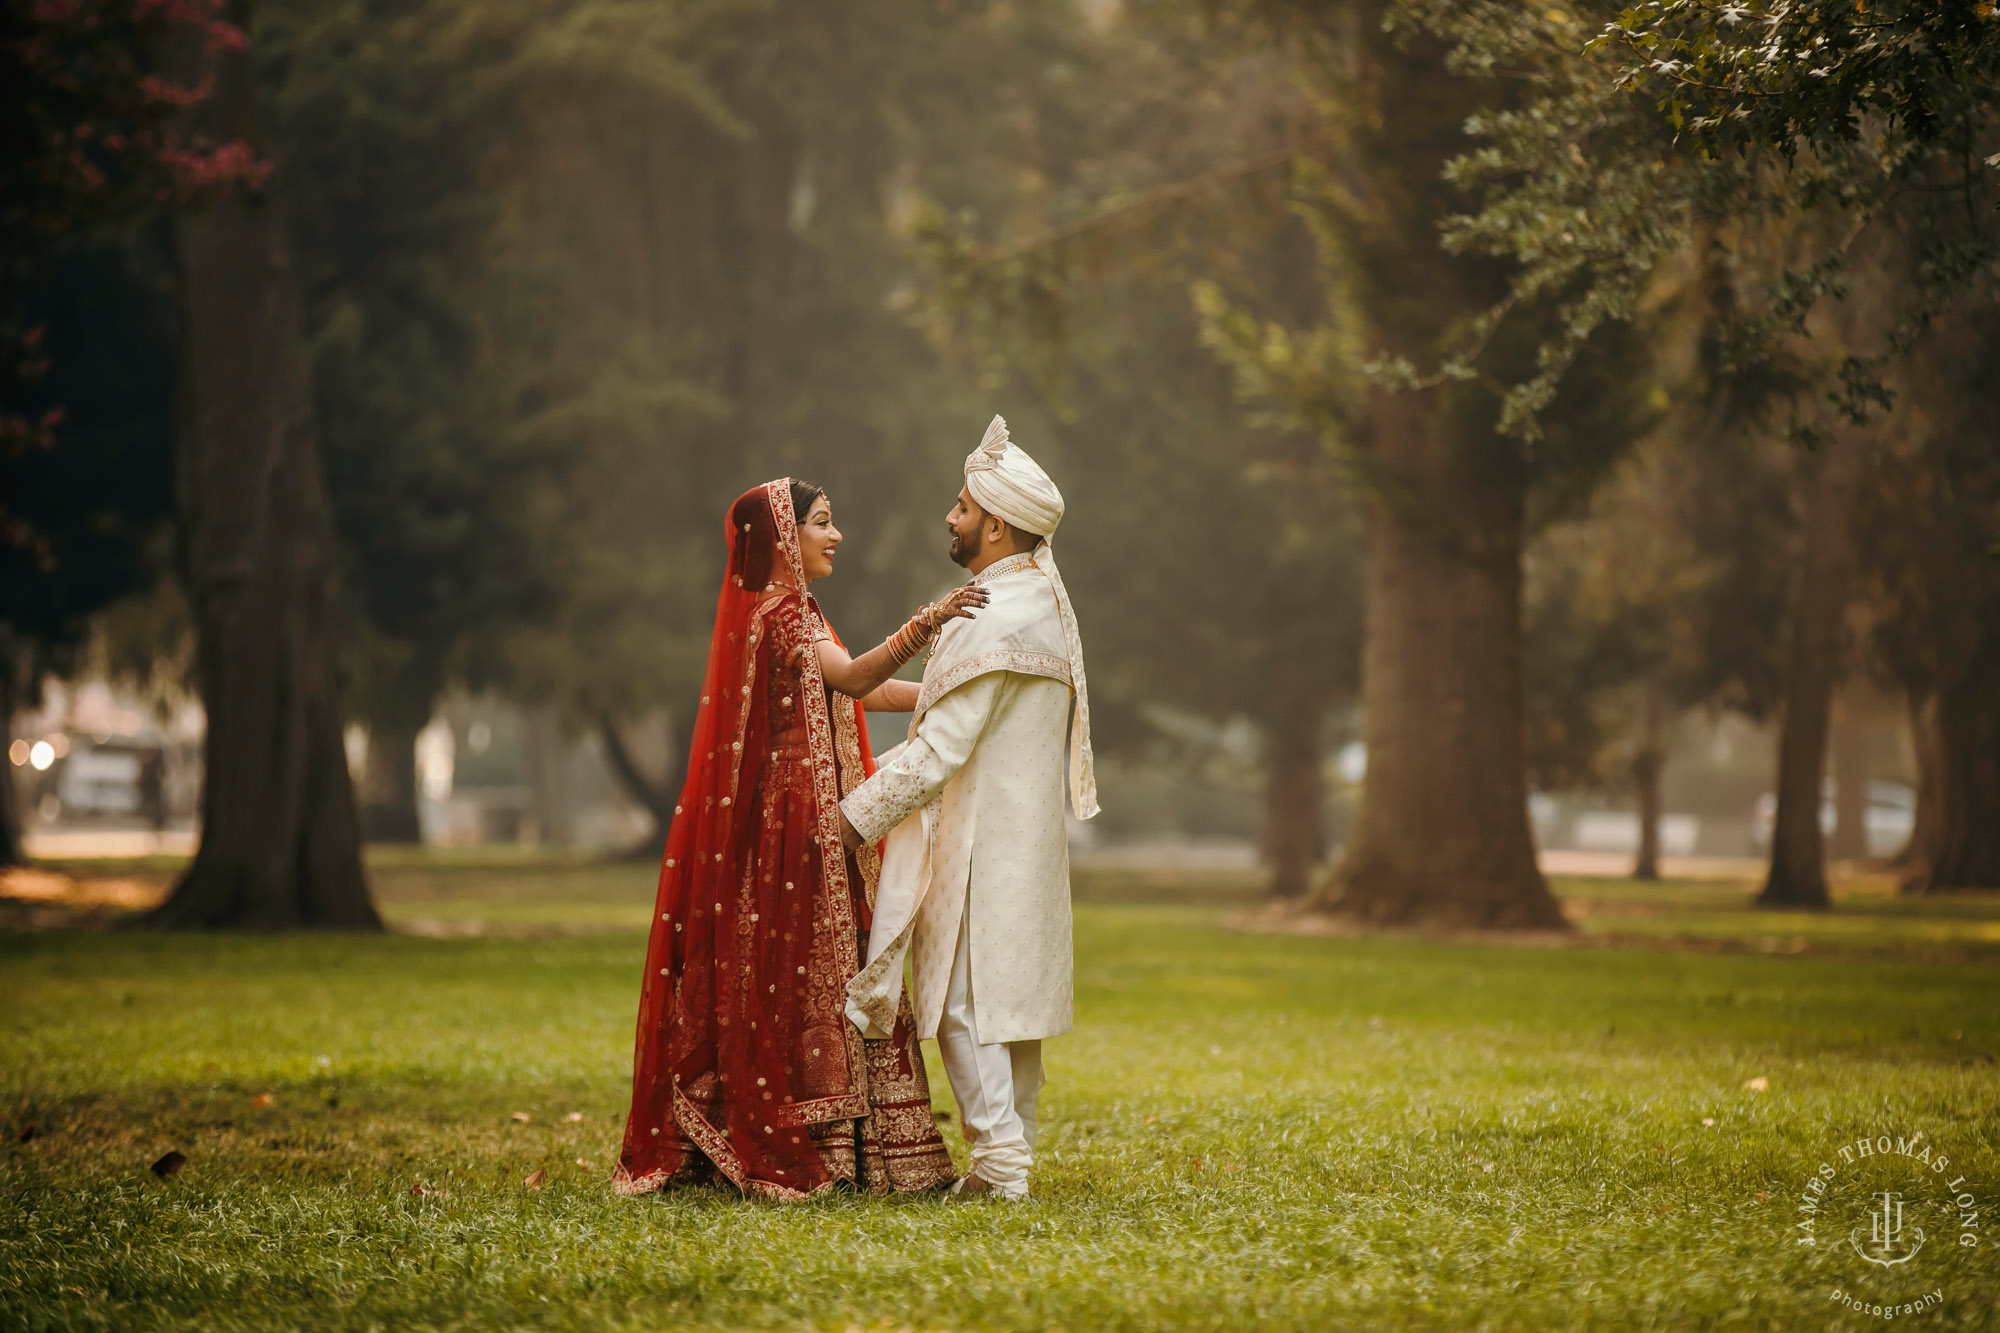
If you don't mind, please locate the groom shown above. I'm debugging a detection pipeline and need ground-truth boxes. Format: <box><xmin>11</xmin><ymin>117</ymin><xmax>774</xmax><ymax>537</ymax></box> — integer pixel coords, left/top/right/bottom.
<box><xmin>839</xmin><ymin>415</ymin><xmax>1097</xmax><ymax>1202</ymax></box>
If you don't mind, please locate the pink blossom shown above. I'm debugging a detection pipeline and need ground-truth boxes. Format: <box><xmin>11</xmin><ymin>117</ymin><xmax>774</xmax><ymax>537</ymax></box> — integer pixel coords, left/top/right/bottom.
<box><xmin>162</xmin><ymin>139</ymin><xmax>273</xmax><ymax>192</ymax></box>
<box><xmin>139</xmin><ymin>74</ymin><xmax>213</xmax><ymax>108</ymax></box>
<box><xmin>205</xmin><ymin>19</ymin><xmax>247</xmax><ymax>51</ymax></box>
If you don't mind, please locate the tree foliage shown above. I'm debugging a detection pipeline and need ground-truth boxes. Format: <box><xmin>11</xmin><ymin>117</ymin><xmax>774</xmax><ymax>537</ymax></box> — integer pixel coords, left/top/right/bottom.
<box><xmin>1399</xmin><ymin>0</ymin><xmax>2000</xmax><ymax>442</ymax></box>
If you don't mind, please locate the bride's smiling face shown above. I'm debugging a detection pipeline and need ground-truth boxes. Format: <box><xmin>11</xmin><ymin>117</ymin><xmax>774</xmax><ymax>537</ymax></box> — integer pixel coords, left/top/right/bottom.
<box><xmin>797</xmin><ymin>495</ymin><xmax>841</xmax><ymax>581</ymax></box>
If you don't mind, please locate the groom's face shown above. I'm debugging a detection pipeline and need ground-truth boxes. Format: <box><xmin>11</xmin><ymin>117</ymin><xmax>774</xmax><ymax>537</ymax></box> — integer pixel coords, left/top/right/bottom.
<box><xmin>946</xmin><ymin>486</ymin><xmax>988</xmax><ymax>568</ymax></box>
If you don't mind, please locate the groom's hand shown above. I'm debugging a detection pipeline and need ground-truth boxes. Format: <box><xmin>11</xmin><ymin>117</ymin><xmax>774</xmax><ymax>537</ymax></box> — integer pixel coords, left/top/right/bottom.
<box><xmin>840</xmin><ymin>811</ymin><xmax>864</xmax><ymax>850</ymax></box>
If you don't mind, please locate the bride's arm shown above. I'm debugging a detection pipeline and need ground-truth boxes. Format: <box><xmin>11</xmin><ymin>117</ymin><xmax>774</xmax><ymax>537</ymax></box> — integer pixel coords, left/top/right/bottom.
<box><xmin>860</xmin><ymin>680</ymin><xmax>919</xmax><ymax>712</ymax></box>
<box><xmin>815</xmin><ymin>586</ymin><xmax>987</xmax><ymax>699</ymax></box>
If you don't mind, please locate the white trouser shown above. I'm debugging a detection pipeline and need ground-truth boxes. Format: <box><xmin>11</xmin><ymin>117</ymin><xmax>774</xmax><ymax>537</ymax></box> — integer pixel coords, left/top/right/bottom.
<box><xmin>935</xmin><ymin>896</ymin><xmax>1041</xmax><ymax>1198</ymax></box>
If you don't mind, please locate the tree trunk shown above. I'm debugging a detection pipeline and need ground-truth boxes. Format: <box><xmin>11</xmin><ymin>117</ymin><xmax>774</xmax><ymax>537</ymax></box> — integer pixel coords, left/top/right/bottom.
<box><xmin>1318</xmin><ymin>479</ymin><xmax>1567</xmax><ymax>931</ymax></box>
<box><xmin>1915</xmin><ymin>668</ymin><xmax>2000</xmax><ymax>891</ymax></box>
<box><xmin>359</xmin><ymin>714</ymin><xmax>424</xmax><ymax>845</ymax></box>
<box><xmin>146</xmin><ymin>25</ymin><xmax>376</xmax><ymax>930</ymax></box>
<box><xmin>0</xmin><ymin>653</ymin><xmax>23</xmax><ymax>868</ymax></box>
<box><xmin>599</xmin><ymin>710</ymin><xmax>674</xmax><ymax>858</ymax></box>
<box><xmin>1632</xmin><ymin>681</ymin><xmax>1665</xmax><ymax>881</ymax></box>
<box><xmin>522</xmin><ymin>705</ymin><xmax>570</xmax><ymax>844</ymax></box>
<box><xmin>1827</xmin><ymin>691</ymin><xmax>1870</xmax><ymax>862</ymax></box>
<box><xmin>1259</xmin><ymin>682</ymin><xmax>1326</xmax><ymax>900</ymax></box>
<box><xmin>354</xmin><ymin>647</ymin><xmax>442</xmax><ymax>845</ymax></box>
<box><xmin>1757</xmin><ymin>430</ymin><xmax>1863</xmax><ymax>909</ymax></box>
<box><xmin>0</xmin><ymin>737</ymin><xmax>20</xmax><ymax>868</ymax></box>
<box><xmin>1895</xmin><ymin>691</ymin><xmax>1940</xmax><ymax>887</ymax></box>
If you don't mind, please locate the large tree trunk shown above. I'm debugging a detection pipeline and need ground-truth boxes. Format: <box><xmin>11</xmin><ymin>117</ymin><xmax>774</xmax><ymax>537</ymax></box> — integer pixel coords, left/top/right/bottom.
<box><xmin>1632</xmin><ymin>681</ymin><xmax>1665</xmax><ymax>881</ymax></box>
<box><xmin>0</xmin><ymin>651</ymin><xmax>23</xmax><ymax>867</ymax></box>
<box><xmin>1916</xmin><ymin>667</ymin><xmax>2000</xmax><ymax>891</ymax></box>
<box><xmin>1826</xmin><ymin>691</ymin><xmax>1870</xmax><ymax>862</ymax></box>
<box><xmin>146</xmin><ymin>25</ymin><xmax>375</xmax><ymax>930</ymax></box>
<box><xmin>1259</xmin><ymin>677</ymin><xmax>1326</xmax><ymax>900</ymax></box>
<box><xmin>1317</xmin><ymin>461</ymin><xmax>1567</xmax><ymax>931</ymax></box>
<box><xmin>0</xmin><ymin>737</ymin><xmax>20</xmax><ymax>868</ymax></box>
<box><xmin>1757</xmin><ymin>430</ymin><xmax>1863</xmax><ymax>909</ymax></box>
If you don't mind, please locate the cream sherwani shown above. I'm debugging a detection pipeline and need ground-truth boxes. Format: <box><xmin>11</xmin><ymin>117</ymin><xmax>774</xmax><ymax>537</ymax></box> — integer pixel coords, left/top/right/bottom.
<box><xmin>844</xmin><ymin>414</ymin><xmax>1095</xmax><ymax>1200</ymax></box>
<box><xmin>842</xmin><ymin>550</ymin><xmax>1082</xmax><ymax>1198</ymax></box>
<box><xmin>842</xmin><ymin>550</ymin><xmax>1076</xmax><ymax>1045</ymax></box>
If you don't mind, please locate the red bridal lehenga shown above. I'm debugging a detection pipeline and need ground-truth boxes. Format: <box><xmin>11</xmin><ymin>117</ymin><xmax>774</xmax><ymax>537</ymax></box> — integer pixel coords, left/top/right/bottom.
<box><xmin>613</xmin><ymin>479</ymin><xmax>956</xmax><ymax>1201</ymax></box>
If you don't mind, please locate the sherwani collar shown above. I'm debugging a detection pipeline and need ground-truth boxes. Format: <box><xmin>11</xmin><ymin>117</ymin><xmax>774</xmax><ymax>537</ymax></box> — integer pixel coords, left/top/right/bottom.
<box><xmin>971</xmin><ymin>551</ymin><xmax>1037</xmax><ymax>585</ymax></box>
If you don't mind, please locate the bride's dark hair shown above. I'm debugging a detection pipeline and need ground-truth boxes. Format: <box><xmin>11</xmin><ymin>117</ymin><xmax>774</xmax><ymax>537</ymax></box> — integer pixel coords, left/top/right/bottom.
<box><xmin>789</xmin><ymin>479</ymin><xmax>826</xmax><ymax>523</ymax></box>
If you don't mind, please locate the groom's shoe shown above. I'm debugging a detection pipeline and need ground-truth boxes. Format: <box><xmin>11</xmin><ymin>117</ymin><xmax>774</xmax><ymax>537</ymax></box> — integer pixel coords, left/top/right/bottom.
<box><xmin>947</xmin><ymin>1172</ymin><xmax>1027</xmax><ymax>1202</ymax></box>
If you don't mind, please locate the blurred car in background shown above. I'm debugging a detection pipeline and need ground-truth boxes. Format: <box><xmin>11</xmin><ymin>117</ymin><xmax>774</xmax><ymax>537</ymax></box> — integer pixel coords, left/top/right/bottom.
<box><xmin>54</xmin><ymin>739</ymin><xmax>149</xmax><ymax>817</ymax></box>
<box><xmin>1750</xmin><ymin>779</ymin><xmax>1914</xmax><ymax>858</ymax></box>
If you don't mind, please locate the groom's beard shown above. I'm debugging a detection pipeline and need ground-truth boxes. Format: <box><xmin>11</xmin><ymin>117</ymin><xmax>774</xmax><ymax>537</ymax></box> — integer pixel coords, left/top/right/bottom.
<box><xmin>948</xmin><ymin>530</ymin><xmax>973</xmax><ymax>568</ymax></box>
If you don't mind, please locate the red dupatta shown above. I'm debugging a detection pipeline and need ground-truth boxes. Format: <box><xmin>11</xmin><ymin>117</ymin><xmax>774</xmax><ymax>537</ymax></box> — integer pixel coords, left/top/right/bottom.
<box><xmin>614</xmin><ymin>479</ymin><xmax>954</xmax><ymax>1200</ymax></box>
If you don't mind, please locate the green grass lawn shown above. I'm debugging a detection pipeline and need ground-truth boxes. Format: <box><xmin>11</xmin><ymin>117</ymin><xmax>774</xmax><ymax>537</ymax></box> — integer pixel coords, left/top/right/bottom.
<box><xmin>3</xmin><ymin>856</ymin><xmax>1998</xmax><ymax>1331</ymax></box>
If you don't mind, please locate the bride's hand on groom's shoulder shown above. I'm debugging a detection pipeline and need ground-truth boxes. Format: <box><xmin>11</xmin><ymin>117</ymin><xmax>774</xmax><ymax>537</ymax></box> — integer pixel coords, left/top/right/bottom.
<box><xmin>930</xmin><ymin>586</ymin><xmax>988</xmax><ymax>624</ymax></box>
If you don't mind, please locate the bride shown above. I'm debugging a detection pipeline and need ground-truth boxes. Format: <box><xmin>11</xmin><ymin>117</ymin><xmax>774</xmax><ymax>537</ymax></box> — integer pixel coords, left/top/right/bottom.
<box><xmin>613</xmin><ymin>479</ymin><xmax>983</xmax><ymax>1200</ymax></box>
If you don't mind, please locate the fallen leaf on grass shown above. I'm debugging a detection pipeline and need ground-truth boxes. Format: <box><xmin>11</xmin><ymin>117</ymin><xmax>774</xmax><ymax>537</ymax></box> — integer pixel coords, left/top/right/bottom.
<box><xmin>565</xmin><ymin>1111</ymin><xmax>584</xmax><ymax>1122</ymax></box>
<box><xmin>16</xmin><ymin>1122</ymin><xmax>35</xmax><ymax>1142</ymax></box>
<box><xmin>411</xmin><ymin>1184</ymin><xmax>431</xmax><ymax>1196</ymax></box>
<box><xmin>251</xmin><ymin>1093</ymin><xmax>275</xmax><ymax>1108</ymax></box>
<box><xmin>523</xmin><ymin>1168</ymin><xmax>546</xmax><ymax>1189</ymax></box>
<box><xmin>1742</xmin><ymin>1076</ymin><xmax>1769</xmax><ymax>1092</ymax></box>
<box><xmin>511</xmin><ymin>1111</ymin><xmax>531</xmax><ymax>1123</ymax></box>
<box><xmin>1701</xmin><ymin>1117</ymin><xmax>1716</xmax><ymax>1127</ymax></box>
<box><xmin>151</xmin><ymin>1151</ymin><xmax>187</xmax><ymax>1178</ymax></box>
<box><xmin>575</xmin><ymin>1158</ymin><xmax>590</xmax><ymax>1168</ymax></box>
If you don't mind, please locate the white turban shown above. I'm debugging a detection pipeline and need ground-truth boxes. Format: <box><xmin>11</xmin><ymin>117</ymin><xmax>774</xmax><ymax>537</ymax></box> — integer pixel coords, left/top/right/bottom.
<box><xmin>963</xmin><ymin>415</ymin><xmax>1098</xmax><ymax>819</ymax></box>
<box><xmin>964</xmin><ymin>414</ymin><xmax>1063</xmax><ymax>538</ymax></box>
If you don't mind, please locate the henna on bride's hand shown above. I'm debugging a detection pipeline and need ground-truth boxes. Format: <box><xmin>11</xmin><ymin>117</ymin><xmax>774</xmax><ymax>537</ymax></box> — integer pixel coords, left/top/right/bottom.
<box><xmin>938</xmin><ymin>587</ymin><xmax>988</xmax><ymax>621</ymax></box>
